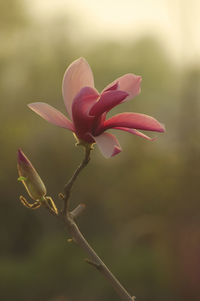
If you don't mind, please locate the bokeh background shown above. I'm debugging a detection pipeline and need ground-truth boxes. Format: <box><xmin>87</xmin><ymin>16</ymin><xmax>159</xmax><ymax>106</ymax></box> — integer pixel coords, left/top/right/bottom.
<box><xmin>1</xmin><ymin>0</ymin><xmax>200</xmax><ymax>300</ymax></box>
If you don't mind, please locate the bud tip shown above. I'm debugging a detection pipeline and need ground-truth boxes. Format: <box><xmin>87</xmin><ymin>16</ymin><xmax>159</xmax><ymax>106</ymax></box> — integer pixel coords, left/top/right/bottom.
<box><xmin>18</xmin><ymin>149</ymin><xmax>28</xmax><ymax>164</ymax></box>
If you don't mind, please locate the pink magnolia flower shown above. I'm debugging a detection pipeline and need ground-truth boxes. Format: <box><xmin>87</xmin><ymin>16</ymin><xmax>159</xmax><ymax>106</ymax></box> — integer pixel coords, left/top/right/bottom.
<box><xmin>28</xmin><ymin>58</ymin><xmax>165</xmax><ymax>158</ymax></box>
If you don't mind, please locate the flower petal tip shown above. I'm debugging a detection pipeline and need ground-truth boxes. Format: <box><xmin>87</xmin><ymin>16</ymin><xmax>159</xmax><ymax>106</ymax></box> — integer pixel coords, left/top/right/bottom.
<box><xmin>27</xmin><ymin>103</ymin><xmax>32</xmax><ymax>110</ymax></box>
<box><xmin>136</xmin><ymin>75</ymin><xmax>142</xmax><ymax>84</ymax></box>
<box><xmin>156</xmin><ymin>123</ymin><xmax>165</xmax><ymax>133</ymax></box>
<box><xmin>78</xmin><ymin>57</ymin><xmax>88</xmax><ymax>64</ymax></box>
<box><xmin>160</xmin><ymin>123</ymin><xmax>166</xmax><ymax>132</ymax></box>
<box><xmin>27</xmin><ymin>103</ymin><xmax>35</xmax><ymax>110</ymax></box>
<box><xmin>111</xmin><ymin>146</ymin><xmax>122</xmax><ymax>157</ymax></box>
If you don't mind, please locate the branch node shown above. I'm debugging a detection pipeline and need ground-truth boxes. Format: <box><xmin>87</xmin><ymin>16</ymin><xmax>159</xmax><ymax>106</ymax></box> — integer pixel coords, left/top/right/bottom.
<box><xmin>70</xmin><ymin>203</ymin><xmax>86</xmax><ymax>219</ymax></box>
<box><xmin>85</xmin><ymin>258</ymin><xmax>101</xmax><ymax>269</ymax></box>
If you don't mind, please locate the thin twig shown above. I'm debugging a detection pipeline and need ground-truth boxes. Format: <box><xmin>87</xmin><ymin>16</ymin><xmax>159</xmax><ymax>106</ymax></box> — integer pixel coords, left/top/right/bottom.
<box><xmin>63</xmin><ymin>145</ymin><xmax>91</xmax><ymax>215</ymax></box>
<box><xmin>43</xmin><ymin>201</ymin><xmax>135</xmax><ymax>300</ymax></box>
<box><xmin>65</xmin><ymin>213</ymin><xmax>135</xmax><ymax>301</ymax></box>
<box><xmin>70</xmin><ymin>203</ymin><xmax>86</xmax><ymax>219</ymax></box>
<box><xmin>44</xmin><ymin>145</ymin><xmax>135</xmax><ymax>300</ymax></box>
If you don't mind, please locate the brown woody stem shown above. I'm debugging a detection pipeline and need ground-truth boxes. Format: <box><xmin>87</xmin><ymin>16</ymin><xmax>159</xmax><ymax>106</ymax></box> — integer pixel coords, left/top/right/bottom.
<box><xmin>60</xmin><ymin>146</ymin><xmax>135</xmax><ymax>301</ymax></box>
<box><xmin>65</xmin><ymin>212</ymin><xmax>135</xmax><ymax>301</ymax></box>
<box><xmin>63</xmin><ymin>144</ymin><xmax>91</xmax><ymax>216</ymax></box>
<box><xmin>31</xmin><ymin>146</ymin><xmax>135</xmax><ymax>300</ymax></box>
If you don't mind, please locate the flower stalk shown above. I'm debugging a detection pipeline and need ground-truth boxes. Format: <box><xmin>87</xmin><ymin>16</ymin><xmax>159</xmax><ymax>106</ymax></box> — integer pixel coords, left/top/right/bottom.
<box><xmin>63</xmin><ymin>143</ymin><xmax>92</xmax><ymax>216</ymax></box>
<box><xmin>66</xmin><ymin>212</ymin><xmax>135</xmax><ymax>301</ymax></box>
<box><xmin>61</xmin><ymin>147</ymin><xmax>135</xmax><ymax>301</ymax></box>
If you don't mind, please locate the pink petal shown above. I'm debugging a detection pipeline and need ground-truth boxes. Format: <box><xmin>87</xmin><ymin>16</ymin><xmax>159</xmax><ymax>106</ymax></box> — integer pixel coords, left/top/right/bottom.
<box><xmin>89</xmin><ymin>90</ymin><xmax>128</xmax><ymax>117</ymax></box>
<box><xmin>103</xmin><ymin>112</ymin><xmax>165</xmax><ymax>133</ymax></box>
<box><xmin>28</xmin><ymin>102</ymin><xmax>74</xmax><ymax>131</ymax></box>
<box><xmin>72</xmin><ymin>87</ymin><xmax>99</xmax><ymax>142</ymax></box>
<box><xmin>104</xmin><ymin>82</ymin><xmax>119</xmax><ymax>92</ymax></box>
<box><xmin>103</xmin><ymin>74</ymin><xmax>142</xmax><ymax>101</ymax></box>
<box><xmin>92</xmin><ymin>132</ymin><xmax>122</xmax><ymax>158</ymax></box>
<box><xmin>113</xmin><ymin>127</ymin><xmax>155</xmax><ymax>141</ymax></box>
<box><xmin>62</xmin><ymin>57</ymin><xmax>95</xmax><ymax>118</ymax></box>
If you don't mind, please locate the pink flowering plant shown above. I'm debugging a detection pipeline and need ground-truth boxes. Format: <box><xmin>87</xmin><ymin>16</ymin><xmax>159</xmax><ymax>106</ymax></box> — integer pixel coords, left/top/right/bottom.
<box><xmin>18</xmin><ymin>58</ymin><xmax>165</xmax><ymax>301</ymax></box>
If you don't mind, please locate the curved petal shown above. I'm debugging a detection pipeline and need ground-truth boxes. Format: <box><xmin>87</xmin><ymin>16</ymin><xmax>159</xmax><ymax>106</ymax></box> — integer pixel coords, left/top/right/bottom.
<box><xmin>72</xmin><ymin>87</ymin><xmax>99</xmax><ymax>142</ymax></box>
<box><xmin>62</xmin><ymin>57</ymin><xmax>95</xmax><ymax>118</ymax></box>
<box><xmin>103</xmin><ymin>74</ymin><xmax>142</xmax><ymax>101</ymax></box>
<box><xmin>93</xmin><ymin>132</ymin><xmax>122</xmax><ymax>158</ymax></box>
<box><xmin>113</xmin><ymin>127</ymin><xmax>156</xmax><ymax>141</ymax></box>
<box><xmin>103</xmin><ymin>112</ymin><xmax>165</xmax><ymax>133</ymax></box>
<box><xmin>89</xmin><ymin>90</ymin><xmax>128</xmax><ymax>117</ymax></box>
<box><xmin>28</xmin><ymin>102</ymin><xmax>74</xmax><ymax>131</ymax></box>
<box><xmin>104</xmin><ymin>82</ymin><xmax>119</xmax><ymax>92</ymax></box>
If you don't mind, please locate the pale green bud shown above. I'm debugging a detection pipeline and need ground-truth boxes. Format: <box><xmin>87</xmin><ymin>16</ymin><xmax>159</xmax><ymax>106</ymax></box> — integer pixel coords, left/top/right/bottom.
<box><xmin>17</xmin><ymin>149</ymin><xmax>46</xmax><ymax>200</ymax></box>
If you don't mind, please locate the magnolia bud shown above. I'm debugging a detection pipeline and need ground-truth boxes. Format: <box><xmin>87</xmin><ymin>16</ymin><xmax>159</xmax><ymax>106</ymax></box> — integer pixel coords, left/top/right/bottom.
<box><xmin>17</xmin><ymin>149</ymin><xmax>46</xmax><ymax>200</ymax></box>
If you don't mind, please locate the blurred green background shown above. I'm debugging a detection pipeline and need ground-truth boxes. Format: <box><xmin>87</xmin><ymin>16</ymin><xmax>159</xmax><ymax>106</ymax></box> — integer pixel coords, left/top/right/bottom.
<box><xmin>1</xmin><ymin>0</ymin><xmax>200</xmax><ymax>300</ymax></box>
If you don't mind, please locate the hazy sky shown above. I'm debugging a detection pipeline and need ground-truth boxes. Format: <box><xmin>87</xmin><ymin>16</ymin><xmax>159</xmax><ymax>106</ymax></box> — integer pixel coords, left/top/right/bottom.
<box><xmin>30</xmin><ymin>0</ymin><xmax>200</xmax><ymax>64</ymax></box>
